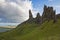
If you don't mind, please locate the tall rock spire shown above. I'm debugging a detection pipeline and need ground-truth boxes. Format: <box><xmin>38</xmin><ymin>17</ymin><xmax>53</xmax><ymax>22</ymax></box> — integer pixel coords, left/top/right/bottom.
<box><xmin>29</xmin><ymin>10</ymin><xmax>33</xmax><ymax>19</ymax></box>
<box><xmin>53</xmin><ymin>10</ymin><xmax>56</xmax><ymax>23</ymax></box>
<box><xmin>44</xmin><ymin>5</ymin><xmax>47</xmax><ymax>11</ymax></box>
<box><xmin>27</xmin><ymin>10</ymin><xmax>34</xmax><ymax>23</ymax></box>
<box><xmin>42</xmin><ymin>5</ymin><xmax>48</xmax><ymax>19</ymax></box>
<box><xmin>36</xmin><ymin>13</ymin><xmax>42</xmax><ymax>24</ymax></box>
<box><xmin>36</xmin><ymin>13</ymin><xmax>41</xmax><ymax>18</ymax></box>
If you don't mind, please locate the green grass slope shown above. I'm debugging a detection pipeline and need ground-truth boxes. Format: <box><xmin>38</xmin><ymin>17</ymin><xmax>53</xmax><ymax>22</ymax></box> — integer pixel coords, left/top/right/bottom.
<box><xmin>0</xmin><ymin>19</ymin><xmax>60</xmax><ymax>40</ymax></box>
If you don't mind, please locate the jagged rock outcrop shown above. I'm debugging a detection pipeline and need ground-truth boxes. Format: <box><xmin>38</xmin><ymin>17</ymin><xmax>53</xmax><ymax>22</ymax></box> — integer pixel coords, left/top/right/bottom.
<box><xmin>27</xmin><ymin>5</ymin><xmax>58</xmax><ymax>24</ymax></box>
<box><xmin>53</xmin><ymin>10</ymin><xmax>57</xmax><ymax>23</ymax></box>
<box><xmin>42</xmin><ymin>5</ymin><xmax>48</xmax><ymax>22</ymax></box>
<box><xmin>27</xmin><ymin>10</ymin><xmax>42</xmax><ymax>24</ymax></box>
<box><xmin>29</xmin><ymin>10</ymin><xmax>33</xmax><ymax>19</ymax></box>
<box><xmin>27</xmin><ymin>10</ymin><xmax>34</xmax><ymax>23</ymax></box>
<box><xmin>42</xmin><ymin>5</ymin><xmax>56</xmax><ymax>22</ymax></box>
<box><xmin>35</xmin><ymin>13</ymin><xmax>42</xmax><ymax>24</ymax></box>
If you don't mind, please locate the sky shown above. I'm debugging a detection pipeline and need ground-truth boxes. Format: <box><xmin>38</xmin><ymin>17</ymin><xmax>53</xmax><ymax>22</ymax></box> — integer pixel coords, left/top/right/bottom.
<box><xmin>0</xmin><ymin>0</ymin><xmax>60</xmax><ymax>25</ymax></box>
<box><xmin>32</xmin><ymin>0</ymin><xmax>60</xmax><ymax>15</ymax></box>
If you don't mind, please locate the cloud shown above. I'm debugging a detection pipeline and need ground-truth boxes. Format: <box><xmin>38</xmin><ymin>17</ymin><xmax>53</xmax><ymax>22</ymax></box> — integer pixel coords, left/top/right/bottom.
<box><xmin>54</xmin><ymin>5</ymin><xmax>60</xmax><ymax>14</ymax></box>
<box><xmin>54</xmin><ymin>5</ymin><xmax>60</xmax><ymax>8</ymax></box>
<box><xmin>0</xmin><ymin>0</ymin><xmax>33</xmax><ymax>23</ymax></box>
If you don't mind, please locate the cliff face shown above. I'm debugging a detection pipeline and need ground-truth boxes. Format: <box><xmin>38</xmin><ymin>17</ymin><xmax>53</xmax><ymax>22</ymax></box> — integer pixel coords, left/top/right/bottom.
<box><xmin>42</xmin><ymin>5</ymin><xmax>56</xmax><ymax>22</ymax></box>
<box><xmin>28</xmin><ymin>5</ymin><xmax>57</xmax><ymax>24</ymax></box>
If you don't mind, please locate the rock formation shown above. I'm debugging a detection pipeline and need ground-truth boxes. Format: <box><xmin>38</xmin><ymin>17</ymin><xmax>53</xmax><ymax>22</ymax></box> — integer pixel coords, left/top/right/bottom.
<box><xmin>42</xmin><ymin>5</ymin><xmax>56</xmax><ymax>22</ymax></box>
<box><xmin>35</xmin><ymin>13</ymin><xmax>42</xmax><ymax>24</ymax></box>
<box><xmin>27</xmin><ymin>5</ymin><xmax>58</xmax><ymax>24</ymax></box>
<box><xmin>29</xmin><ymin>10</ymin><xmax>33</xmax><ymax>19</ymax></box>
<box><xmin>27</xmin><ymin>10</ymin><xmax>34</xmax><ymax>23</ymax></box>
<box><xmin>53</xmin><ymin>10</ymin><xmax>56</xmax><ymax>23</ymax></box>
<box><xmin>42</xmin><ymin>5</ymin><xmax>48</xmax><ymax>22</ymax></box>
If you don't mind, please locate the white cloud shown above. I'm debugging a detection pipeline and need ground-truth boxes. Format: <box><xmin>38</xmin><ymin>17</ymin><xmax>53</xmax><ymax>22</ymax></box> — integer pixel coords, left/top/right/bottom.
<box><xmin>54</xmin><ymin>5</ymin><xmax>60</xmax><ymax>14</ymax></box>
<box><xmin>55</xmin><ymin>5</ymin><xmax>60</xmax><ymax>8</ymax></box>
<box><xmin>0</xmin><ymin>0</ymin><xmax>5</xmax><ymax>2</ymax></box>
<box><xmin>0</xmin><ymin>0</ymin><xmax>33</xmax><ymax>23</ymax></box>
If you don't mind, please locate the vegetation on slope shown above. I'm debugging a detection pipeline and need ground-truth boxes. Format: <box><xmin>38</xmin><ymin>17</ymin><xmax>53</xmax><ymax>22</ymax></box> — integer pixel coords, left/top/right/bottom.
<box><xmin>0</xmin><ymin>19</ymin><xmax>60</xmax><ymax>40</ymax></box>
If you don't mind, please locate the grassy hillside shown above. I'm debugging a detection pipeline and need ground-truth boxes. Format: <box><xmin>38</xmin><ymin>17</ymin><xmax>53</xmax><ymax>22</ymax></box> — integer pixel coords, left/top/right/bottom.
<box><xmin>0</xmin><ymin>19</ymin><xmax>60</xmax><ymax>40</ymax></box>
